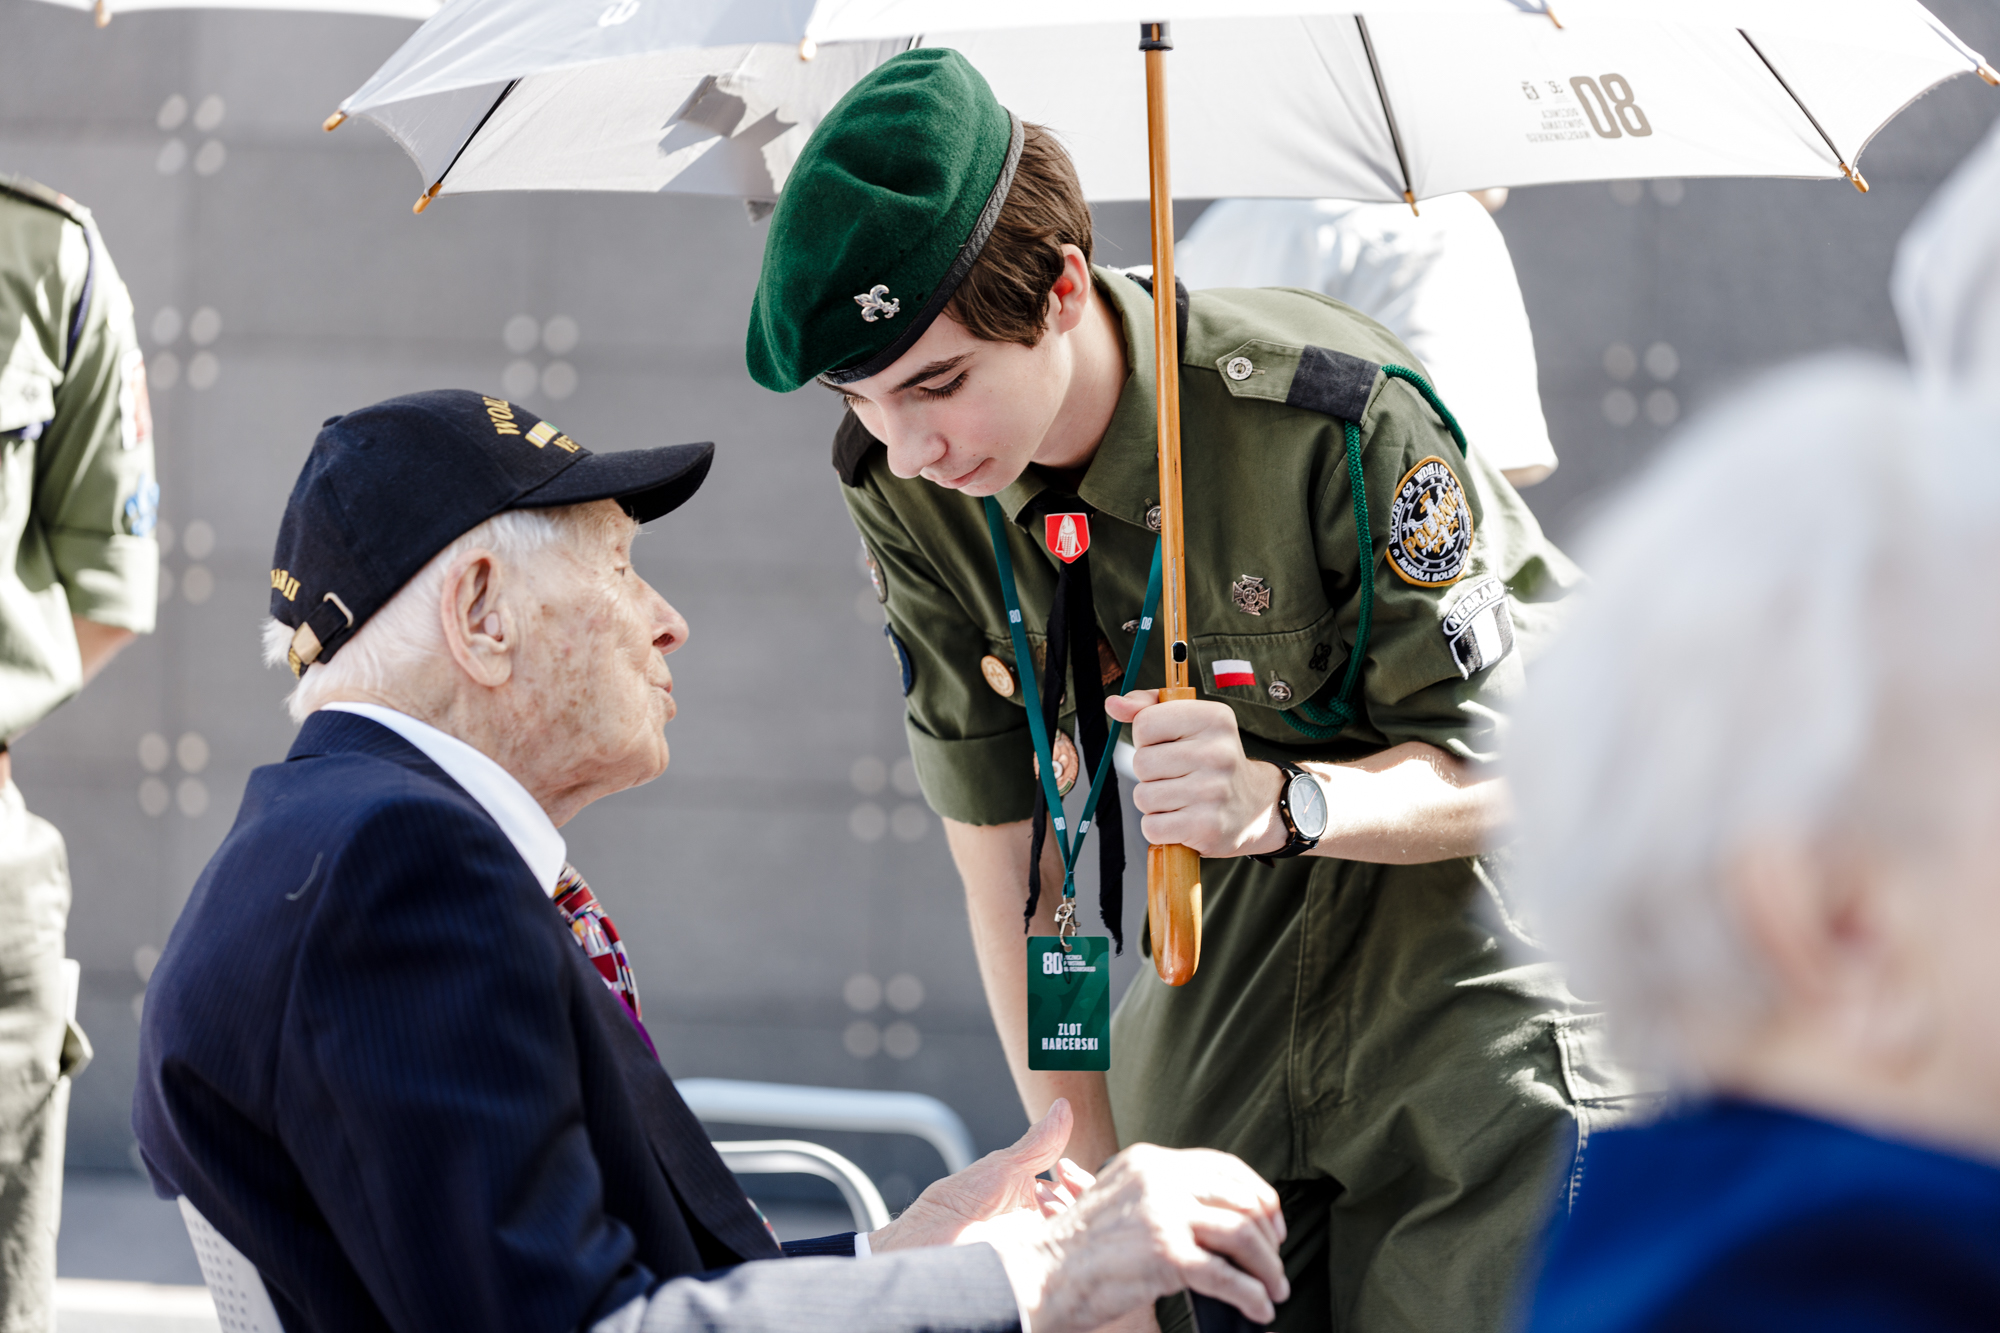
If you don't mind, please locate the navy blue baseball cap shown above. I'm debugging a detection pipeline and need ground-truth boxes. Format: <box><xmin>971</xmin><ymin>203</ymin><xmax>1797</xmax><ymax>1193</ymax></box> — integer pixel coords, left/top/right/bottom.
<box><xmin>271</xmin><ymin>389</ymin><xmax>712</xmax><ymax>676</ymax></box>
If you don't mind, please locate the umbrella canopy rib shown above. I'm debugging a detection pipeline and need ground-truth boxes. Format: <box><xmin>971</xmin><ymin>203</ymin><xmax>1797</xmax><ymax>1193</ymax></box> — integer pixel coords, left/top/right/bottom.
<box><xmin>1737</xmin><ymin>29</ymin><xmax>1866</xmax><ymax>192</ymax></box>
<box><xmin>1355</xmin><ymin>14</ymin><xmax>1417</xmax><ymax>210</ymax></box>
<box><xmin>416</xmin><ymin>78</ymin><xmax>519</xmax><ymax>213</ymax></box>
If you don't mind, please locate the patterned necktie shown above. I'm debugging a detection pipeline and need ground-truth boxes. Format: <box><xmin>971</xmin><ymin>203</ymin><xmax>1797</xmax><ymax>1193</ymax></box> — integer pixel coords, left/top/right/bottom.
<box><xmin>553</xmin><ymin>863</ymin><xmax>643</xmax><ymax>1021</ymax></box>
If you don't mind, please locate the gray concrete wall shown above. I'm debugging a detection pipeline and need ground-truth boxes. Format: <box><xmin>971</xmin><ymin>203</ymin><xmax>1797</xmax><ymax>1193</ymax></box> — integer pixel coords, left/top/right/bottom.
<box><xmin>3</xmin><ymin>0</ymin><xmax>1995</xmax><ymax>1206</ymax></box>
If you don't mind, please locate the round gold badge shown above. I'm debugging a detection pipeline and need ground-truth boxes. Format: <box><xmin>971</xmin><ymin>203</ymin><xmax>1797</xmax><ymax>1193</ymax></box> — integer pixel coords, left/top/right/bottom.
<box><xmin>979</xmin><ymin>654</ymin><xmax>1016</xmax><ymax>697</ymax></box>
<box><xmin>1034</xmin><ymin>730</ymin><xmax>1081</xmax><ymax>797</ymax></box>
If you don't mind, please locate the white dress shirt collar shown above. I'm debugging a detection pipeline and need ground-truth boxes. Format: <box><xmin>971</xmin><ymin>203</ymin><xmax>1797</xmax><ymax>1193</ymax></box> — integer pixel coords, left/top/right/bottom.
<box><xmin>322</xmin><ymin>702</ymin><xmax>567</xmax><ymax>896</ymax></box>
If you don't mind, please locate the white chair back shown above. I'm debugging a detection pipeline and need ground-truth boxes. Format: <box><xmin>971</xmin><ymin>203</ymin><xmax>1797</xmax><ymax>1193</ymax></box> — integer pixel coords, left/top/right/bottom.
<box><xmin>178</xmin><ymin>1198</ymin><xmax>286</xmax><ymax>1333</ymax></box>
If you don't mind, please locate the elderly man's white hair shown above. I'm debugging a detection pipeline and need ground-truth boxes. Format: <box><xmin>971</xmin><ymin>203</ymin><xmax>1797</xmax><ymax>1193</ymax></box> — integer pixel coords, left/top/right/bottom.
<box><xmin>1507</xmin><ymin>356</ymin><xmax>2000</xmax><ymax>1086</ymax></box>
<box><xmin>1893</xmin><ymin>117</ymin><xmax>2000</xmax><ymax>387</ymax></box>
<box><xmin>262</xmin><ymin>506</ymin><xmax>588</xmax><ymax>723</ymax></box>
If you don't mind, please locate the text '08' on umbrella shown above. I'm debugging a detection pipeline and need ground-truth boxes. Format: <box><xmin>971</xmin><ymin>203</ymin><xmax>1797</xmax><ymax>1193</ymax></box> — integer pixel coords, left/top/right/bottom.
<box><xmin>327</xmin><ymin>0</ymin><xmax>1996</xmax><ymax>985</ymax></box>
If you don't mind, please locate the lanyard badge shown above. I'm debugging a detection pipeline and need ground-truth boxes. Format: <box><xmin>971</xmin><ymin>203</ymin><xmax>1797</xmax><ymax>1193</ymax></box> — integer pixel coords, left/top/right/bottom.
<box><xmin>1027</xmin><ymin>915</ymin><xmax>1110</xmax><ymax>1071</ymax></box>
<box><xmin>984</xmin><ymin>498</ymin><xmax>1161</xmax><ymax>1072</ymax></box>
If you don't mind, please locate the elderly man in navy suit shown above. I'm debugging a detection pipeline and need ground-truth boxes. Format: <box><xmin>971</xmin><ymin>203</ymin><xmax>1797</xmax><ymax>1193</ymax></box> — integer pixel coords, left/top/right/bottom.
<box><xmin>132</xmin><ymin>391</ymin><xmax>1288</xmax><ymax>1333</ymax></box>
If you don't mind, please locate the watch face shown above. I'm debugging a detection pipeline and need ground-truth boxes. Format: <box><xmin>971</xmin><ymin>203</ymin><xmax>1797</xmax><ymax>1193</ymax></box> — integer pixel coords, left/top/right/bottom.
<box><xmin>1288</xmin><ymin>772</ymin><xmax>1329</xmax><ymax>840</ymax></box>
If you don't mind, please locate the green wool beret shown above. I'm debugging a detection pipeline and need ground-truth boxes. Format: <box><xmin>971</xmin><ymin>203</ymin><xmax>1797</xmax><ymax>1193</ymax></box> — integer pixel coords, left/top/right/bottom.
<box><xmin>745</xmin><ymin>48</ymin><xmax>1024</xmax><ymax>393</ymax></box>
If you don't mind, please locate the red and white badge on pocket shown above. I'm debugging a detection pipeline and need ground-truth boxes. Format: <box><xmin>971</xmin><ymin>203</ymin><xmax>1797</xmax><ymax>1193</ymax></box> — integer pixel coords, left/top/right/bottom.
<box><xmin>1212</xmin><ymin>658</ymin><xmax>1256</xmax><ymax>688</ymax></box>
<box><xmin>1046</xmin><ymin>513</ymin><xmax>1090</xmax><ymax>563</ymax></box>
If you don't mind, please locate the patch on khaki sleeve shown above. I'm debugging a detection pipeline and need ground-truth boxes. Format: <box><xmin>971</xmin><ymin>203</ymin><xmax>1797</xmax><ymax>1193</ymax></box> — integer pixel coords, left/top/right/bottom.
<box><xmin>859</xmin><ymin>541</ymin><xmax>887</xmax><ymax>603</ymax></box>
<box><xmin>119</xmin><ymin>346</ymin><xmax>151</xmax><ymax>452</ymax></box>
<box><xmin>1441</xmin><ymin>575</ymin><xmax>1514</xmax><ymax>678</ymax></box>
<box><xmin>1387</xmin><ymin>455</ymin><xmax>1472</xmax><ymax>587</ymax></box>
<box><xmin>123</xmin><ymin>475</ymin><xmax>159</xmax><ymax>538</ymax></box>
<box><xmin>884</xmin><ymin>624</ymin><xmax>915</xmax><ymax>696</ymax></box>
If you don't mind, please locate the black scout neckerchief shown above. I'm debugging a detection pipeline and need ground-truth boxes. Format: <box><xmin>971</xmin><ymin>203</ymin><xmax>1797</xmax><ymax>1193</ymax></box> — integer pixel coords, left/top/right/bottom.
<box><xmin>985</xmin><ymin>497</ymin><xmax>1161</xmax><ymax>1073</ymax></box>
<box><xmin>1022</xmin><ymin>501</ymin><xmax>1125</xmax><ymax>952</ymax></box>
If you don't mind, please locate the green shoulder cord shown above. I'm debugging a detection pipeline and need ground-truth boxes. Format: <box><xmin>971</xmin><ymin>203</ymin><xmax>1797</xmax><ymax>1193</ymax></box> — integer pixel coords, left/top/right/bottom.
<box><xmin>1280</xmin><ymin>364</ymin><xmax>1467</xmax><ymax>741</ymax></box>
<box><xmin>982</xmin><ymin>497</ymin><xmax>1163</xmax><ymax>902</ymax></box>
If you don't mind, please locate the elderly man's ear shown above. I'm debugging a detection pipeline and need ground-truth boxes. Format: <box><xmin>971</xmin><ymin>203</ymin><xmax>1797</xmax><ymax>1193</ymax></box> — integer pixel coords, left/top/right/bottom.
<box><xmin>441</xmin><ymin>552</ymin><xmax>515</xmax><ymax>687</ymax></box>
<box><xmin>1729</xmin><ymin>837</ymin><xmax>1934</xmax><ymax>1068</ymax></box>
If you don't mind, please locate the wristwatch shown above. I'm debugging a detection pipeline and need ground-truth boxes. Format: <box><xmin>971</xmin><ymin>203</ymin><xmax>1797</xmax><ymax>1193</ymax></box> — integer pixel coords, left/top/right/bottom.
<box><xmin>1255</xmin><ymin>759</ymin><xmax>1327</xmax><ymax>863</ymax></box>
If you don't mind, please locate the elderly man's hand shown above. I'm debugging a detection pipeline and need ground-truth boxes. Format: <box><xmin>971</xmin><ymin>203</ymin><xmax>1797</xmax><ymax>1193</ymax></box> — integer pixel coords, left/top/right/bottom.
<box><xmin>868</xmin><ymin>1099</ymin><xmax>1076</xmax><ymax>1253</ymax></box>
<box><xmin>984</xmin><ymin>1143</ymin><xmax>1288</xmax><ymax>1333</ymax></box>
<box><xmin>868</xmin><ymin>1102</ymin><xmax>1287</xmax><ymax>1331</ymax></box>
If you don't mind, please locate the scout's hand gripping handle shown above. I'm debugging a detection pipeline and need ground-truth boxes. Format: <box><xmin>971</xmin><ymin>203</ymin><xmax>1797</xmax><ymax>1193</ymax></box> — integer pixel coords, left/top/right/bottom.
<box><xmin>1147</xmin><ymin>686</ymin><xmax>1203</xmax><ymax>986</ymax></box>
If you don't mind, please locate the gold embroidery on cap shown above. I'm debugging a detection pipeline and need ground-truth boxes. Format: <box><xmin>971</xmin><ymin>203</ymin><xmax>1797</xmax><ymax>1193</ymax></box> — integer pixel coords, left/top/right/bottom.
<box><xmin>270</xmin><ymin>569</ymin><xmax>300</xmax><ymax>601</ymax></box>
<box><xmin>483</xmin><ymin>396</ymin><xmax>521</xmax><ymax>436</ymax></box>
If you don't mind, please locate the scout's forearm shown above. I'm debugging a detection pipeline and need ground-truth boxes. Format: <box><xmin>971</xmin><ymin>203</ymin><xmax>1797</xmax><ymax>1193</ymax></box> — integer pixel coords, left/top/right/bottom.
<box><xmin>73</xmin><ymin>615</ymin><xmax>136</xmax><ymax>686</ymax></box>
<box><xmin>1301</xmin><ymin>742</ymin><xmax>1509</xmax><ymax>864</ymax></box>
<box><xmin>944</xmin><ymin>817</ymin><xmax>1123</xmax><ymax>1172</ymax></box>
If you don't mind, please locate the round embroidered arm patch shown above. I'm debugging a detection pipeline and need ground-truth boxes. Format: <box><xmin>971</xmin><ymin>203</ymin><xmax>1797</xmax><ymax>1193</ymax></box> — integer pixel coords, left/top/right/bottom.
<box><xmin>1386</xmin><ymin>455</ymin><xmax>1473</xmax><ymax>587</ymax></box>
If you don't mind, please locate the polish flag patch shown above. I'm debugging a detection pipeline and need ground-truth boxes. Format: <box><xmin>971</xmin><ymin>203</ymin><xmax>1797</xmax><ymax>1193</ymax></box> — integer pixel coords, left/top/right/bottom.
<box><xmin>1046</xmin><ymin>513</ymin><xmax>1090</xmax><ymax>563</ymax></box>
<box><xmin>1211</xmin><ymin>659</ymin><xmax>1256</xmax><ymax>688</ymax></box>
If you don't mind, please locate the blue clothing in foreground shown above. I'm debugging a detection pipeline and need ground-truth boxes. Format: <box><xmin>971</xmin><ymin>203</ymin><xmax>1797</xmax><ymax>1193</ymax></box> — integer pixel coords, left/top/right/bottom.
<box><xmin>1525</xmin><ymin>1098</ymin><xmax>2000</xmax><ymax>1332</ymax></box>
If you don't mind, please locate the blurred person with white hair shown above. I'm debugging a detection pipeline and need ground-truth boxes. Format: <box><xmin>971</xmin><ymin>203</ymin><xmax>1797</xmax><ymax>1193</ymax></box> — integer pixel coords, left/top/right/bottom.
<box><xmin>1506</xmin><ymin>358</ymin><xmax>2000</xmax><ymax>1331</ymax></box>
<box><xmin>1893</xmin><ymin>116</ymin><xmax>2000</xmax><ymax>387</ymax></box>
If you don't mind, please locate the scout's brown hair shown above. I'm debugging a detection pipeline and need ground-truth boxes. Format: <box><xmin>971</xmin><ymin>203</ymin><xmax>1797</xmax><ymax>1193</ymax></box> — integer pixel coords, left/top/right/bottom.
<box><xmin>947</xmin><ymin>123</ymin><xmax>1094</xmax><ymax>348</ymax></box>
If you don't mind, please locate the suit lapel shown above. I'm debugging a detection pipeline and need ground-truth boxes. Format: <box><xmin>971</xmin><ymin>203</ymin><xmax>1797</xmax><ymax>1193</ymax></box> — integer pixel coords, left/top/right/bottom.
<box><xmin>586</xmin><ymin>946</ymin><xmax>785</xmax><ymax>1262</ymax></box>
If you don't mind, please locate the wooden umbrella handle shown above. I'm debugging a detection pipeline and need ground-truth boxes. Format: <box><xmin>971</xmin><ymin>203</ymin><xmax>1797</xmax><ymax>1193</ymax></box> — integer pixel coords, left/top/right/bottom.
<box><xmin>1147</xmin><ymin>844</ymin><xmax>1202</xmax><ymax>985</ymax></box>
<box><xmin>1147</xmin><ymin>689</ymin><xmax>1203</xmax><ymax>986</ymax></box>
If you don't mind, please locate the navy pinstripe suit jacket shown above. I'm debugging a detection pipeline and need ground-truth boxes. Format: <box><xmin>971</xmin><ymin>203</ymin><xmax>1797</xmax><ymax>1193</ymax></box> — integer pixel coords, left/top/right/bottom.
<box><xmin>132</xmin><ymin>712</ymin><xmax>1016</xmax><ymax>1333</ymax></box>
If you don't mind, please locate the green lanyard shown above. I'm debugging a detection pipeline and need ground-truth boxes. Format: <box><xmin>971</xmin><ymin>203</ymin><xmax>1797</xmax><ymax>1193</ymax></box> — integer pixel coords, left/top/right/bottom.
<box><xmin>982</xmin><ymin>496</ymin><xmax>1162</xmax><ymax>904</ymax></box>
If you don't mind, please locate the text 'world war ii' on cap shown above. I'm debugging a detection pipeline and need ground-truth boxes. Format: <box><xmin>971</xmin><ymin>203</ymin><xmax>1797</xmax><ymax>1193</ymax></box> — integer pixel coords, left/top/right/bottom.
<box><xmin>744</xmin><ymin>47</ymin><xmax>1024</xmax><ymax>393</ymax></box>
<box><xmin>269</xmin><ymin>389</ymin><xmax>712</xmax><ymax>675</ymax></box>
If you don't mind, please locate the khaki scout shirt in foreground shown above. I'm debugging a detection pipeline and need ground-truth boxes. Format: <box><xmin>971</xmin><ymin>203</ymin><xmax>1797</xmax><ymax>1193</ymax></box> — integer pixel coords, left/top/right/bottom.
<box><xmin>842</xmin><ymin>270</ymin><xmax>1601</xmax><ymax>1204</ymax></box>
<box><xmin>0</xmin><ymin>177</ymin><xmax>157</xmax><ymax>743</ymax></box>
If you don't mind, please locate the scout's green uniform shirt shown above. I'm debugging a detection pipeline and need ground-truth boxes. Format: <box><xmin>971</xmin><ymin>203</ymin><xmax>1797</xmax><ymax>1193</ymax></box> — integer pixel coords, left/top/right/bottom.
<box><xmin>0</xmin><ymin>178</ymin><xmax>157</xmax><ymax>743</ymax></box>
<box><xmin>844</xmin><ymin>266</ymin><xmax>1577</xmax><ymax>812</ymax></box>
<box><xmin>842</xmin><ymin>265</ymin><xmax>1599</xmax><ymax>1154</ymax></box>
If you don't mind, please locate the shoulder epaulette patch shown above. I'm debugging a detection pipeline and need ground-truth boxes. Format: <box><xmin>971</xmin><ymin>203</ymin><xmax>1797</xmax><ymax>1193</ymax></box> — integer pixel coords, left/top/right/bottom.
<box><xmin>1127</xmin><ymin>273</ymin><xmax>1190</xmax><ymax>361</ymax></box>
<box><xmin>1284</xmin><ymin>345</ymin><xmax>1380</xmax><ymax>424</ymax></box>
<box><xmin>833</xmin><ymin>408</ymin><xmax>882</xmax><ymax>487</ymax></box>
<box><xmin>0</xmin><ymin>175</ymin><xmax>87</xmax><ymax>228</ymax></box>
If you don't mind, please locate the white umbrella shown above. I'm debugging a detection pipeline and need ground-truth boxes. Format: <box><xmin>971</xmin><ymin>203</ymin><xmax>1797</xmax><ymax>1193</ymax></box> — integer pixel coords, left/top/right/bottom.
<box><xmin>332</xmin><ymin>0</ymin><xmax>1992</xmax><ymax>984</ymax></box>
<box><xmin>331</xmin><ymin>0</ymin><xmax>1994</xmax><ymax>212</ymax></box>
<box><xmin>32</xmin><ymin>0</ymin><xmax>440</xmax><ymax>28</ymax></box>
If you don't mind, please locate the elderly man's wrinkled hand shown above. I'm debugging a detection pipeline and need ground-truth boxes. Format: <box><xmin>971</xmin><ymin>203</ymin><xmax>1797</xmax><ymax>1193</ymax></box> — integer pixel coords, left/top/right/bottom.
<box><xmin>991</xmin><ymin>1142</ymin><xmax>1289</xmax><ymax>1333</ymax></box>
<box><xmin>868</xmin><ymin>1099</ymin><xmax>1075</xmax><ymax>1253</ymax></box>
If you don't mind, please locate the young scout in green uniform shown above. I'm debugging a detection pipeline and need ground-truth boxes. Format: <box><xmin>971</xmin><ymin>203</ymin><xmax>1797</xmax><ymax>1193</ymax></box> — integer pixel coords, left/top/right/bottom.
<box><xmin>746</xmin><ymin>52</ymin><xmax>1631</xmax><ymax>1332</ymax></box>
<box><xmin>0</xmin><ymin>175</ymin><xmax>157</xmax><ymax>1332</ymax></box>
